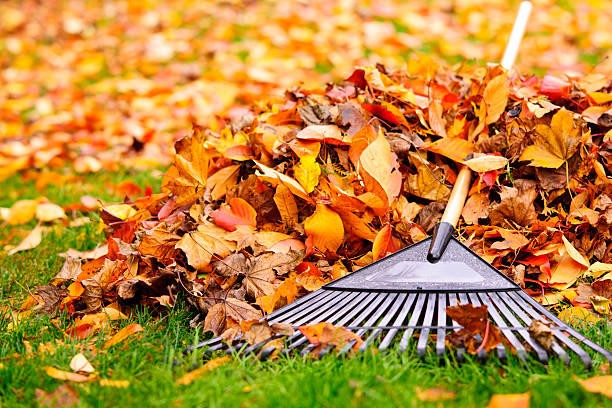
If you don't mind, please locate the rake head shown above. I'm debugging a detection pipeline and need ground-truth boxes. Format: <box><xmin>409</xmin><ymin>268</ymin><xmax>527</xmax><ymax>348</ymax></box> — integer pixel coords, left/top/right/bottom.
<box><xmin>184</xmin><ymin>238</ymin><xmax>612</xmax><ymax>368</ymax></box>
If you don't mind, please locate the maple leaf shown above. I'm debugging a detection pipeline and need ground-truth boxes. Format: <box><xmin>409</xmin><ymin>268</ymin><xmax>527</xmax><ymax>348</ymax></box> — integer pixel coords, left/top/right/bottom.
<box><xmin>176</xmin><ymin>223</ymin><xmax>236</xmax><ymax>271</ymax></box>
<box><xmin>489</xmin><ymin>182</ymin><xmax>537</xmax><ymax>227</ymax></box>
<box><xmin>245</xmin><ymin>251</ymin><xmax>304</xmax><ymax>299</ymax></box>
<box><xmin>203</xmin><ymin>298</ymin><xmax>261</xmax><ymax>335</ymax></box>
<box><xmin>446</xmin><ymin>304</ymin><xmax>503</xmax><ymax>354</ymax></box>
<box><xmin>519</xmin><ymin>108</ymin><xmax>585</xmax><ymax>169</ymax></box>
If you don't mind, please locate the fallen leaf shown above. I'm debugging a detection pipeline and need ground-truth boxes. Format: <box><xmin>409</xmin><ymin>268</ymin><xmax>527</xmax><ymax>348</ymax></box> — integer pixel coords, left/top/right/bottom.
<box><xmin>103</xmin><ymin>323</ymin><xmax>144</xmax><ymax>349</ymax></box>
<box><xmin>489</xmin><ymin>183</ymin><xmax>537</xmax><ymax>227</ymax></box>
<box><xmin>483</xmin><ymin>74</ymin><xmax>509</xmax><ymax>125</ymax></box>
<box><xmin>519</xmin><ymin>108</ymin><xmax>584</xmax><ymax>169</ymax></box>
<box><xmin>557</xmin><ymin>307</ymin><xmax>600</xmax><ymax>325</ymax></box>
<box><xmin>590</xmin><ymin>296</ymin><xmax>610</xmax><ymax>315</ymax></box>
<box><xmin>446</xmin><ymin>304</ymin><xmax>504</xmax><ymax>353</ymax></box>
<box><xmin>528</xmin><ymin>320</ymin><xmax>553</xmax><ymax>351</ymax></box>
<box><xmin>6</xmin><ymin>199</ymin><xmax>38</xmax><ymax>225</ymax></box>
<box><xmin>36</xmin><ymin>203</ymin><xmax>66</xmax><ymax>222</ymax></box>
<box><xmin>577</xmin><ymin>376</ymin><xmax>612</xmax><ymax>398</ymax></box>
<box><xmin>304</xmin><ymin>204</ymin><xmax>344</xmax><ymax>253</ymax></box>
<box><xmin>273</xmin><ymin>184</ymin><xmax>299</xmax><ymax>227</ymax></box>
<box><xmin>176</xmin><ymin>223</ymin><xmax>236</xmax><ymax>270</ymax></box>
<box><xmin>561</xmin><ymin>235</ymin><xmax>590</xmax><ymax>267</ymax></box>
<box><xmin>43</xmin><ymin>367</ymin><xmax>91</xmax><ymax>383</ymax></box>
<box><xmin>211</xmin><ymin>198</ymin><xmax>257</xmax><ymax>231</ymax></box>
<box><xmin>415</xmin><ymin>387</ymin><xmax>457</xmax><ymax>402</ymax></box>
<box><xmin>8</xmin><ymin>224</ymin><xmax>43</xmax><ymax>255</ymax></box>
<box><xmin>177</xmin><ymin>356</ymin><xmax>231</xmax><ymax>386</ymax></box>
<box><xmin>293</xmin><ymin>155</ymin><xmax>321</xmax><ymax>193</ymax></box>
<box><xmin>69</xmin><ymin>353</ymin><xmax>95</xmax><ymax>374</ymax></box>
<box><xmin>464</xmin><ymin>154</ymin><xmax>508</xmax><ymax>173</ymax></box>
<box><xmin>486</xmin><ymin>393</ymin><xmax>530</xmax><ymax>408</ymax></box>
<box><xmin>298</xmin><ymin>322</ymin><xmax>364</xmax><ymax>352</ymax></box>
<box><xmin>98</xmin><ymin>379</ymin><xmax>130</xmax><ymax>388</ymax></box>
<box><xmin>35</xmin><ymin>384</ymin><xmax>79</xmax><ymax>408</ymax></box>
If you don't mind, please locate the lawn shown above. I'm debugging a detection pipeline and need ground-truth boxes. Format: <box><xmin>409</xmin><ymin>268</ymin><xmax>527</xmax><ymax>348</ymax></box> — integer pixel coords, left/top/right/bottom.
<box><xmin>0</xmin><ymin>170</ymin><xmax>611</xmax><ymax>408</ymax></box>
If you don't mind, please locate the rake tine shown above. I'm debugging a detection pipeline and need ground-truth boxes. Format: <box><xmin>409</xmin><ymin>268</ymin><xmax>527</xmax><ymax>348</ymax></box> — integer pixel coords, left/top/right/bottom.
<box><xmin>359</xmin><ymin>293</ymin><xmax>408</xmax><ymax>352</ymax></box>
<box><xmin>378</xmin><ymin>293</ymin><xmax>417</xmax><ymax>351</ymax></box>
<box><xmin>399</xmin><ymin>293</ymin><xmax>427</xmax><ymax>352</ymax></box>
<box><xmin>285</xmin><ymin>291</ymin><xmax>358</xmax><ymax>327</ymax></box>
<box><xmin>488</xmin><ymin>292</ymin><xmax>549</xmax><ymax>363</ymax></box>
<box><xmin>354</xmin><ymin>293</ymin><xmax>397</xmax><ymax>337</ymax></box>
<box><xmin>475</xmin><ymin>293</ymin><xmax>527</xmax><ymax>361</ymax></box>
<box><xmin>435</xmin><ymin>293</ymin><xmax>448</xmax><ymax>357</ymax></box>
<box><xmin>517</xmin><ymin>291</ymin><xmax>612</xmax><ymax>363</ymax></box>
<box><xmin>511</xmin><ymin>292</ymin><xmax>594</xmax><ymax>367</ymax></box>
<box><xmin>448</xmin><ymin>293</ymin><xmax>466</xmax><ymax>361</ymax></box>
<box><xmin>268</xmin><ymin>290</ymin><xmax>345</xmax><ymax>324</ymax></box>
<box><xmin>466</xmin><ymin>293</ymin><xmax>492</xmax><ymax>360</ymax></box>
<box><xmin>469</xmin><ymin>293</ymin><xmax>506</xmax><ymax>360</ymax></box>
<box><xmin>183</xmin><ymin>336</ymin><xmax>227</xmax><ymax>355</ymax></box>
<box><xmin>242</xmin><ymin>334</ymin><xmax>284</xmax><ymax>357</ymax></box>
<box><xmin>266</xmin><ymin>290</ymin><xmax>330</xmax><ymax>321</ymax></box>
<box><xmin>497</xmin><ymin>292</ymin><xmax>569</xmax><ymax>364</ymax></box>
<box><xmin>417</xmin><ymin>293</ymin><xmax>437</xmax><ymax>358</ymax></box>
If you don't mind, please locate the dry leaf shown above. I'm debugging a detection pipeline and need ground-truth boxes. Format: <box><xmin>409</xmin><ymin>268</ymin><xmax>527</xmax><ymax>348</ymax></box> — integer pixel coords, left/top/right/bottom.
<box><xmin>98</xmin><ymin>379</ymin><xmax>130</xmax><ymax>388</ymax></box>
<box><xmin>304</xmin><ymin>204</ymin><xmax>344</xmax><ymax>253</ymax></box>
<box><xmin>415</xmin><ymin>387</ymin><xmax>457</xmax><ymax>402</ymax></box>
<box><xmin>103</xmin><ymin>323</ymin><xmax>144</xmax><ymax>349</ymax></box>
<box><xmin>36</xmin><ymin>203</ymin><xmax>66</xmax><ymax>222</ymax></box>
<box><xmin>293</xmin><ymin>155</ymin><xmax>321</xmax><ymax>193</ymax></box>
<box><xmin>69</xmin><ymin>353</ymin><xmax>95</xmax><ymax>374</ymax></box>
<box><xmin>176</xmin><ymin>224</ymin><xmax>236</xmax><ymax>270</ymax></box>
<box><xmin>35</xmin><ymin>384</ymin><xmax>79</xmax><ymax>408</ymax></box>
<box><xmin>483</xmin><ymin>74</ymin><xmax>509</xmax><ymax>125</ymax></box>
<box><xmin>577</xmin><ymin>376</ymin><xmax>612</xmax><ymax>398</ymax></box>
<box><xmin>8</xmin><ymin>224</ymin><xmax>43</xmax><ymax>255</ymax></box>
<box><xmin>43</xmin><ymin>367</ymin><xmax>91</xmax><ymax>383</ymax></box>
<box><xmin>528</xmin><ymin>320</ymin><xmax>553</xmax><ymax>351</ymax></box>
<box><xmin>486</xmin><ymin>393</ymin><xmax>530</xmax><ymax>408</ymax></box>
<box><xmin>177</xmin><ymin>356</ymin><xmax>231</xmax><ymax>386</ymax></box>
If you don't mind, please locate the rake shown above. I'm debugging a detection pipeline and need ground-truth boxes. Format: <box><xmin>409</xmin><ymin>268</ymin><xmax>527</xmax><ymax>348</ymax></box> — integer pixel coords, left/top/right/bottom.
<box><xmin>184</xmin><ymin>2</ymin><xmax>612</xmax><ymax>367</ymax></box>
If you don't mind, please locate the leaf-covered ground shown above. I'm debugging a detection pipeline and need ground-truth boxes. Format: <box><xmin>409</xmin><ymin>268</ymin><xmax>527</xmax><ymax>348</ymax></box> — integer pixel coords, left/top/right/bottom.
<box><xmin>2</xmin><ymin>1</ymin><xmax>612</xmax><ymax>407</ymax></box>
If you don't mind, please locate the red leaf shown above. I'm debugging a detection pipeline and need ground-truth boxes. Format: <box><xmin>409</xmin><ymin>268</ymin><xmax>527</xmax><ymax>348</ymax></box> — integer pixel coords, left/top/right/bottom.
<box><xmin>519</xmin><ymin>254</ymin><xmax>551</xmax><ymax>278</ymax></box>
<box><xmin>345</xmin><ymin>69</ymin><xmax>366</xmax><ymax>88</ymax></box>
<box><xmin>540</xmin><ymin>74</ymin><xmax>570</xmax><ymax>101</ymax></box>
<box><xmin>211</xmin><ymin>198</ymin><xmax>257</xmax><ymax>231</ymax></box>
<box><xmin>362</xmin><ymin>103</ymin><xmax>403</xmax><ymax>125</ymax></box>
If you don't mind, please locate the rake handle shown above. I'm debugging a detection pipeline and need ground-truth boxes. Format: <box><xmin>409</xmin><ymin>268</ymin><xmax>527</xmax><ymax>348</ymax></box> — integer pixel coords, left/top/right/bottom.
<box><xmin>427</xmin><ymin>2</ymin><xmax>532</xmax><ymax>263</ymax></box>
<box><xmin>427</xmin><ymin>166</ymin><xmax>471</xmax><ymax>263</ymax></box>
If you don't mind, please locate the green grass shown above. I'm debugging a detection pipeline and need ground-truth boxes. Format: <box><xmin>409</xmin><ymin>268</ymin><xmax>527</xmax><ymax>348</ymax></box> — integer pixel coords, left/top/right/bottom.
<box><xmin>1</xmin><ymin>170</ymin><xmax>611</xmax><ymax>408</ymax></box>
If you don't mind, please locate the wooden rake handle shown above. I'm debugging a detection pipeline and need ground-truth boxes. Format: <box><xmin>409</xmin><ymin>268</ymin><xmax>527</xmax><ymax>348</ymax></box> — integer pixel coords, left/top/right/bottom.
<box><xmin>427</xmin><ymin>1</ymin><xmax>532</xmax><ymax>263</ymax></box>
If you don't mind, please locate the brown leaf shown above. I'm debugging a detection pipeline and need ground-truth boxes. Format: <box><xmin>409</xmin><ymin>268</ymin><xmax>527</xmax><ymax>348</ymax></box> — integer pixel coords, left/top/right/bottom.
<box><xmin>446</xmin><ymin>304</ymin><xmax>503</xmax><ymax>353</ymax></box>
<box><xmin>34</xmin><ymin>285</ymin><xmax>68</xmax><ymax>315</ymax></box>
<box><xmin>175</xmin><ymin>224</ymin><xmax>236</xmax><ymax>271</ymax></box>
<box><xmin>528</xmin><ymin>320</ymin><xmax>553</xmax><ymax>351</ymax></box>
<box><xmin>298</xmin><ymin>322</ymin><xmax>364</xmax><ymax>352</ymax></box>
<box><xmin>462</xmin><ymin>192</ymin><xmax>490</xmax><ymax>225</ymax></box>
<box><xmin>405</xmin><ymin>152</ymin><xmax>450</xmax><ymax>201</ymax></box>
<box><xmin>54</xmin><ymin>257</ymin><xmax>82</xmax><ymax>281</ymax></box>
<box><xmin>245</xmin><ymin>251</ymin><xmax>304</xmax><ymax>298</ymax></box>
<box><xmin>415</xmin><ymin>387</ymin><xmax>457</xmax><ymax>402</ymax></box>
<box><xmin>273</xmin><ymin>183</ymin><xmax>298</xmax><ymax>227</ymax></box>
<box><xmin>214</xmin><ymin>253</ymin><xmax>248</xmax><ymax>277</ymax></box>
<box><xmin>593</xmin><ymin>279</ymin><xmax>612</xmax><ymax>298</ymax></box>
<box><xmin>204</xmin><ymin>298</ymin><xmax>262</xmax><ymax>335</ymax></box>
<box><xmin>137</xmin><ymin>230</ymin><xmax>180</xmax><ymax>260</ymax></box>
<box><xmin>489</xmin><ymin>183</ymin><xmax>537</xmax><ymax>227</ymax></box>
<box><xmin>35</xmin><ymin>384</ymin><xmax>79</xmax><ymax>408</ymax></box>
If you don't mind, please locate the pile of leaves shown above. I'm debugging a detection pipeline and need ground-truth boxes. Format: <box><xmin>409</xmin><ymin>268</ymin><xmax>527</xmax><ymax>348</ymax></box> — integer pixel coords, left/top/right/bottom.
<box><xmin>10</xmin><ymin>56</ymin><xmax>612</xmax><ymax>349</ymax></box>
<box><xmin>3</xmin><ymin>0</ymin><xmax>612</xmax><ymax>180</ymax></box>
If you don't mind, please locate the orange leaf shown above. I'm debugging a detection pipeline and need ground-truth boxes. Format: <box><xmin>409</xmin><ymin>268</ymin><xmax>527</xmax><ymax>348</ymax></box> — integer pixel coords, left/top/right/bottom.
<box><xmin>486</xmin><ymin>393</ymin><xmax>530</xmax><ymax>408</ymax></box>
<box><xmin>577</xmin><ymin>376</ymin><xmax>612</xmax><ymax>398</ymax></box>
<box><xmin>423</xmin><ymin>137</ymin><xmax>474</xmax><ymax>163</ymax></box>
<box><xmin>177</xmin><ymin>356</ymin><xmax>231</xmax><ymax>386</ymax></box>
<box><xmin>298</xmin><ymin>322</ymin><xmax>364</xmax><ymax>351</ymax></box>
<box><xmin>372</xmin><ymin>224</ymin><xmax>392</xmax><ymax>261</ymax></box>
<box><xmin>43</xmin><ymin>367</ymin><xmax>91</xmax><ymax>383</ymax></box>
<box><xmin>304</xmin><ymin>204</ymin><xmax>344</xmax><ymax>253</ymax></box>
<box><xmin>103</xmin><ymin>323</ymin><xmax>144</xmax><ymax>349</ymax></box>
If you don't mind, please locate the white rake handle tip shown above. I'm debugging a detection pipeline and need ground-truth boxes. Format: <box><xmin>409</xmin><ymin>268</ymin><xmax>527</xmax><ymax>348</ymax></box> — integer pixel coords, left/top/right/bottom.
<box><xmin>501</xmin><ymin>1</ymin><xmax>532</xmax><ymax>70</ymax></box>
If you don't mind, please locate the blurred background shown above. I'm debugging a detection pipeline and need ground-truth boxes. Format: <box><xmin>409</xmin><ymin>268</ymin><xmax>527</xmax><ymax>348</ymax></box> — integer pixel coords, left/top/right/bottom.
<box><xmin>2</xmin><ymin>0</ymin><xmax>612</xmax><ymax>175</ymax></box>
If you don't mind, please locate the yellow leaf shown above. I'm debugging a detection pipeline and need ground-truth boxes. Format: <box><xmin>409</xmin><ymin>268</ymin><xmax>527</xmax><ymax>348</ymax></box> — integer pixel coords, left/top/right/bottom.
<box><xmin>405</xmin><ymin>152</ymin><xmax>450</xmax><ymax>201</ymax></box>
<box><xmin>483</xmin><ymin>74</ymin><xmax>509</xmax><ymax>125</ymax></box>
<box><xmin>519</xmin><ymin>108</ymin><xmax>583</xmax><ymax>169</ymax></box>
<box><xmin>561</xmin><ymin>235</ymin><xmax>590</xmax><ymax>267</ymax></box>
<box><xmin>486</xmin><ymin>393</ymin><xmax>529</xmax><ymax>408</ymax></box>
<box><xmin>415</xmin><ymin>387</ymin><xmax>457</xmax><ymax>402</ymax></box>
<box><xmin>36</xmin><ymin>203</ymin><xmax>66</xmax><ymax>222</ymax></box>
<box><xmin>464</xmin><ymin>155</ymin><xmax>509</xmax><ymax>173</ymax></box>
<box><xmin>100</xmin><ymin>204</ymin><xmax>137</xmax><ymax>220</ymax></box>
<box><xmin>585</xmin><ymin>262</ymin><xmax>612</xmax><ymax>279</ymax></box>
<box><xmin>590</xmin><ymin>296</ymin><xmax>610</xmax><ymax>315</ymax></box>
<box><xmin>304</xmin><ymin>204</ymin><xmax>344</xmax><ymax>253</ymax></box>
<box><xmin>273</xmin><ymin>184</ymin><xmax>298</xmax><ymax>227</ymax></box>
<box><xmin>177</xmin><ymin>356</ymin><xmax>231</xmax><ymax>386</ymax></box>
<box><xmin>98</xmin><ymin>379</ymin><xmax>130</xmax><ymax>388</ymax></box>
<box><xmin>254</xmin><ymin>161</ymin><xmax>314</xmax><ymax>203</ymax></box>
<box><xmin>103</xmin><ymin>323</ymin><xmax>144</xmax><ymax>349</ymax></box>
<box><xmin>8</xmin><ymin>225</ymin><xmax>43</xmax><ymax>255</ymax></box>
<box><xmin>206</xmin><ymin>165</ymin><xmax>240</xmax><ymax>201</ymax></box>
<box><xmin>175</xmin><ymin>223</ymin><xmax>236</xmax><ymax>270</ymax></box>
<box><xmin>577</xmin><ymin>376</ymin><xmax>612</xmax><ymax>398</ymax></box>
<box><xmin>43</xmin><ymin>366</ymin><xmax>91</xmax><ymax>383</ymax></box>
<box><xmin>545</xmin><ymin>254</ymin><xmax>586</xmax><ymax>290</ymax></box>
<box><xmin>558</xmin><ymin>307</ymin><xmax>600</xmax><ymax>325</ymax></box>
<box><xmin>588</xmin><ymin>92</ymin><xmax>612</xmax><ymax>105</ymax></box>
<box><xmin>6</xmin><ymin>199</ymin><xmax>37</xmax><ymax>225</ymax></box>
<box><xmin>293</xmin><ymin>155</ymin><xmax>321</xmax><ymax>193</ymax></box>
